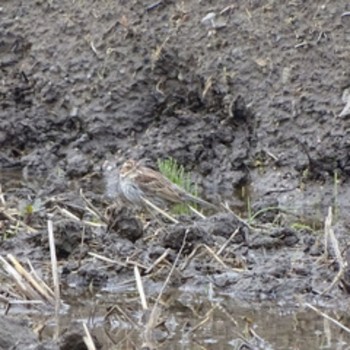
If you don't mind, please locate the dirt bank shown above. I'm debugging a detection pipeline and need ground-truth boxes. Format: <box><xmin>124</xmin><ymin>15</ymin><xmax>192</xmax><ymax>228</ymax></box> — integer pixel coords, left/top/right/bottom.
<box><xmin>1</xmin><ymin>1</ymin><xmax>350</xmax><ymax>349</ymax></box>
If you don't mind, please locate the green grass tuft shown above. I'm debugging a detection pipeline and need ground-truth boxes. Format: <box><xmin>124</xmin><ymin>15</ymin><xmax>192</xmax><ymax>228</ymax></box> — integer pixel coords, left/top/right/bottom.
<box><xmin>157</xmin><ymin>158</ymin><xmax>198</xmax><ymax>214</ymax></box>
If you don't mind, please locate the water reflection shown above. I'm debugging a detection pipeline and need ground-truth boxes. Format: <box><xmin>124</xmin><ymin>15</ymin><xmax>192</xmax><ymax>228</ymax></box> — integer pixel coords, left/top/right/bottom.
<box><xmin>9</xmin><ymin>290</ymin><xmax>347</xmax><ymax>350</ymax></box>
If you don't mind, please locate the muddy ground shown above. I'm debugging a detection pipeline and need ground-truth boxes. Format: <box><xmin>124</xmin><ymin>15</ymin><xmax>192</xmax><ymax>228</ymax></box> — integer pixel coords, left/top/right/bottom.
<box><xmin>1</xmin><ymin>0</ymin><xmax>350</xmax><ymax>349</ymax></box>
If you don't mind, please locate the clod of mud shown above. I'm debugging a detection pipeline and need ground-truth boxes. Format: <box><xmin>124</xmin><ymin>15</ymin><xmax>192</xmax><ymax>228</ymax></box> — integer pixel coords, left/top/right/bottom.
<box><xmin>249</xmin><ymin>227</ymin><xmax>299</xmax><ymax>250</ymax></box>
<box><xmin>106</xmin><ymin>206</ymin><xmax>143</xmax><ymax>242</ymax></box>
<box><xmin>200</xmin><ymin>213</ymin><xmax>248</xmax><ymax>240</ymax></box>
<box><xmin>161</xmin><ymin>213</ymin><xmax>246</xmax><ymax>252</ymax></box>
<box><xmin>162</xmin><ymin>222</ymin><xmax>213</xmax><ymax>253</ymax></box>
<box><xmin>42</xmin><ymin>220</ymin><xmax>92</xmax><ymax>258</ymax></box>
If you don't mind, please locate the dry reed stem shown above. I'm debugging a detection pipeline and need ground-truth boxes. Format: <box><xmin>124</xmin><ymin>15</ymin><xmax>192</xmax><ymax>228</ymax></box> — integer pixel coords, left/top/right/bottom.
<box><xmin>180</xmin><ymin>243</ymin><xmax>244</xmax><ymax>272</ymax></box>
<box><xmin>221</xmin><ymin>202</ymin><xmax>253</xmax><ymax>230</ymax></box>
<box><xmin>141</xmin><ymin>197</ymin><xmax>179</xmax><ymax>224</ymax></box>
<box><xmin>104</xmin><ymin>304</ymin><xmax>139</xmax><ymax>329</ymax></box>
<box><xmin>202</xmin><ymin>76</ymin><xmax>213</xmax><ymax>99</ymax></box>
<box><xmin>0</xmin><ymin>185</ymin><xmax>6</xmax><ymax>206</ymax></box>
<box><xmin>0</xmin><ymin>255</ymin><xmax>42</xmax><ymax>302</ymax></box>
<box><xmin>189</xmin><ymin>305</ymin><xmax>216</xmax><ymax>333</ymax></box>
<box><xmin>0</xmin><ymin>209</ymin><xmax>37</xmax><ymax>233</ymax></box>
<box><xmin>88</xmin><ymin>252</ymin><xmax>148</xmax><ymax>270</ymax></box>
<box><xmin>249</xmin><ymin>327</ymin><xmax>270</xmax><ymax>348</ymax></box>
<box><xmin>134</xmin><ymin>265</ymin><xmax>148</xmax><ymax>311</ymax></box>
<box><xmin>216</xmin><ymin>303</ymin><xmax>256</xmax><ymax>346</ymax></box>
<box><xmin>203</xmin><ymin>244</ymin><xmax>231</xmax><ymax>269</ymax></box>
<box><xmin>305</xmin><ymin>303</ymin><xmax>350</xmax><ymax>334</ymax></box>
<box><xmin>47</xmin><ymin>216</ymin><xmax>61</xmax><ymax>339</ymax></box>
<box><xmin>151</xmin><ymin>36</ymin><xmax>170</xmax><ymax>67</ymax></box>
<box><xmin>145</xmin><ymin>248</ymin><xmax>170</xmax><ymax>274</ymax></box>
<box><xmin>143</xmin><ymin>229</ymin><xmax>189</xmax><ymax>347</ymax></box>
<box><xmin>7</xmin><ymin>254</ymin><xmax>55</xmax><ymax>304</ymax></box>
<box><xmin>26</xmin><ymin>259</ymin><xmax>55</xmax><ymax>298</ymax></box>
<box><xmin>189</xmin><ymin>205</ymin><xmax>206</xmax><ymax>218</ymax></box>
<box><xmin>180</xmin><ymin>244</ymin><xmax>205</xmax><ymax>270</ymax></box>
<box><xmin>216</xmin><ymin>227</ymin><xmax>240</xmax><ymax>256</ymax></box>
<box><xmin>83</xmin><ymin>323</ymin><xmax>96</xmax><ymax>350</ymax></box>
<box><xmin>56</xmin><ymin>206</ymin><xmax>105</xmax><ymax>228</ymax></box>
<box><xmin>322</xmin><ymin>206</ymin><xmax>346</xmax><ymax>295</ymax></box>
<box><xmin>0</xmin><ymin>186</ymin><xmax>37</xmax><ymax>233</ymax></box>
<box><xmin>79</xmin><ymin>188</ymin><xmax>106</xmax><ymax>223</ymax></box>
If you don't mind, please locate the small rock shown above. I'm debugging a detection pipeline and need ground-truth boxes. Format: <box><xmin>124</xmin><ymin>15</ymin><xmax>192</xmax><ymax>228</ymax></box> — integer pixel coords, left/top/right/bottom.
<box><xmin>339</xmin><ymin>88</ymin><xmax>350</xmax><ymax>117</ymax></box>
<box><xmin>201</xmin><ymin>12</ymin><xmax>216</xmax><ymax>27</ymax></box>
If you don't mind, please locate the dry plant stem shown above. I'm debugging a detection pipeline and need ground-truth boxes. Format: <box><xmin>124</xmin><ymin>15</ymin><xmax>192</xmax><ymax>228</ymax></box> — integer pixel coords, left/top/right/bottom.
<box><xmin>56</xmin><ymin>206</ymin><xmax>105</xmax><ymax>228</ymax></box>
<box><xmin>0</xmin><ymin>209</ymin><xmax>37</xmax><ymax>233</ymax></box>
<box><xmin>83</xmin><ymin>323</ymin><xmax>96</xmax><ymax>350</ymax></box>
<box><xmin>7</xmin><ymin>254</ymin><xmax>55</xmax><ymax>304</ymax></box>
<box><xmin>216</xmin><ymin>228</ymin><xmax>240</xmax><ymax>256</ymax></box>
<box><xmin>47</xmin><ymin>216</ymin><xmax>60</xmax><ymax>340</ymax></box>
<box><xmin>88</xmin><ymin>252</ymin><xmax>148</xmax><ymax>270</ymax></box>
<box><xmin>26</xmin><ymin>259</ymin><xmax>55</xmax><ymax>298</ymax></box>
<box><xmin>78</xmin><ymin>225</ymin><xmax>86</xmax><ymax>267</ymax></box>
<box><xmin>321</xmin><ymin>206</ymin><xmax>346</xmax><ymax>295</ymax></box>
<box><xmin>90</xmin><ymin>41</ymin><xmax>99</xmax><ymax>56</ymax></box>
<box><xmin>249</xmin><ymin>327</ymin><xmax>268</xmax><ymax>346</ymax></box>
<box><xmin>141</xmin><ymin>196</ymin><xmax>179</xmax><ymax>224</ymax></box>
<box><xmin>324</xmin><ymin>206</ymin><xmax>331</xmax><ymax>260</ymax></box>
<box><xmin>144</xmin><ymin>229</ymin><xmax>189</xmax><ymax>345</ymax></box>
<box><xmin>146</xmin><ymin>1</ymin><xmax>163</xmax><ymax>11</ymax></box>
<box><xmin>221</xmin><ymin>202</ymin><xmax>253</xmax><ymax>230</ymax></box>
<box><xmin>155</xmin><ymin>77</ymin><xmax>165</xmax><ymax>95</ymax></box>
<box><xmin>324</xmin><ymin>207</ymin><xmax>343</xmax><ymax>263</ymax></box>
<box><xmin>145</xmin><ymin>249</ymin><xmax>170</xmax><ymax>274</ymax></box>
<box><xmin>249</xmin><ymin>327</ymin><xmax>267</xmax><ymax>345</ymax></box>
<box><xmin>189</xmin><ymin>306</ymin><xmax>216</xmax><ymax>333</ymax></box>
<box><xmin>204</xmin><ymin>244</ymin><xmax>233</xmax><ymax>270</ymax></box>
<box><xmin>0</xmin><ymin>185</ymin><xmax>5</xmax><ymax>206</ymax></box>
<box><xmin>188</xmin><ymin>205</ymin><xmax>206</xmax><ymax>218</ymax></box>
<box><xmin>79</xmin><ymin>188</ymin><xmax>106</xmax><ymax>223</ymax></box>
<box><xmin>1</xmin><ymin>283</ymin><xmax>23</xmax><ymax>300</ymax></box>
<box><xmin>216</xmin><ymin>303</ymin><xmax>240</xmax><ymax>327</ymax></box>
<box><xmin>101</xmin><ymin>325</ymin><xmax>123</xmax><ymax>347</ymax></box>
<box><xmin>7</xmin><ymin>300</ymin><xmax>43</xmax><ymax>305</ymax></box>
<box><xmin>214</xmin><ymin>303</ymin><xmax>254</xmax><ymax>347</ymax></box>
<box><xmin>134</xmin><ymin>265</ymin><xmax>148</xmax><ymax>310</ymax></box>
<box><xmin>152</xmin><ymin>36</ymin><xmax>170</xmax><ymax>67</ymax></box>
<box><xmin>180</xmin><ymin>244</ymin><xmax>205</xmax><ymax>271</ymax></box>
<box><xmin>104</xmin><ymin>304</ymin><xmax>139</xmax><ymax>329</ymax></box>
<box><xmin>55</xmin><ymin>206</ymin><xmax>81</xmax><ymax>221</ymax></box>
<box><xmin>305</xmin><ymin>303</ymin><xmax>350</xmax><ymax>334</ymax></box>
<box><xmin>0</xmin><ymin>183</ymin><xmax>36</xmax><ymax>234</ymax></box>
<box><xmin>116</xmin><ymin>330</ymin><xmax>138</xmax><ymax>349</ymax></box>
<box><xmin>0</xmin><ymin>255</ymin><xmax>42</xmax><ymax>301</ymax></box>
<box><xmin>180</xmin><ymin>243</ymin><xmax>244</xmax><ymax>272</ymax></box>
<box><xmin>155</xmin><ymin>229</ymin><xmax>188</xmax><ymax>303</ymax></box>
<box><xmin>322</xmin><ymin>269</ymin><xmax>344</xmax><ymax>295</ymax></box>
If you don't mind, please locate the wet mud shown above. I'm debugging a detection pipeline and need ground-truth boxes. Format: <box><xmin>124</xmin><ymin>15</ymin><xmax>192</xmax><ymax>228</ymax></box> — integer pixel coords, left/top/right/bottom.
<box><xmin>1</xmin><ymin>0</ymin><xmax>350</xmax><ymax>349</ymax></box>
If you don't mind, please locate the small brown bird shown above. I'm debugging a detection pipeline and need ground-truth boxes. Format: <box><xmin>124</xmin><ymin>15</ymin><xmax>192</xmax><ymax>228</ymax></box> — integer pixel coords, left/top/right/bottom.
<box><xmin>115</xmin><ymin>159</ymin><xmax>216</xmax><ymax>210</ymax></box>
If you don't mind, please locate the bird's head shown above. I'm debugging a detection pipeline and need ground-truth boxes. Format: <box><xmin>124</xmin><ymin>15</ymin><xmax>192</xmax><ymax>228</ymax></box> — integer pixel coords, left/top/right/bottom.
<box><xmin>120</xmin><ymin>159</ymin><xmax>137</xmax><ymax>176</ymax></box>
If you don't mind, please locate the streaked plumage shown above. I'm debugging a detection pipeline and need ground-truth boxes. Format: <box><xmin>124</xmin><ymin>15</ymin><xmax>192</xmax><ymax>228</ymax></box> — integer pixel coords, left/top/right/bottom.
<box><xmin>104</xmin><ymin>159</ymin><xmax>216</xmax><ymax>210</ymax></box>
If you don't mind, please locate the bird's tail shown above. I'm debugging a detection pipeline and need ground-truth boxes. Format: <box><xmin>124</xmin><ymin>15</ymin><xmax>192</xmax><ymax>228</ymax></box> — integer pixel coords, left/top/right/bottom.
<box><xmin>185</xmin><ymin>193</ymin><xmax>217</xmax><ymax>209</ymax></box>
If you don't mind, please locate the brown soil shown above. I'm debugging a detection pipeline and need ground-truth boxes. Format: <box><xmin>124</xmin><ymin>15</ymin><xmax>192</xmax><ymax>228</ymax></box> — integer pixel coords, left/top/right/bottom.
<box><xmin>1</xmin><ymin>0</ymin><xmax>350</xmax><ymax>349</ymax></box>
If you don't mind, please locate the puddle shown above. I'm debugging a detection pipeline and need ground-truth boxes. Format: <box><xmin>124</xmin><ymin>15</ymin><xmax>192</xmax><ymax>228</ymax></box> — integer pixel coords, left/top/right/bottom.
<box><xmin>3</xmin><ymin>290</ymin><xmax>350</xmax><ymax>350</ymax></box>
